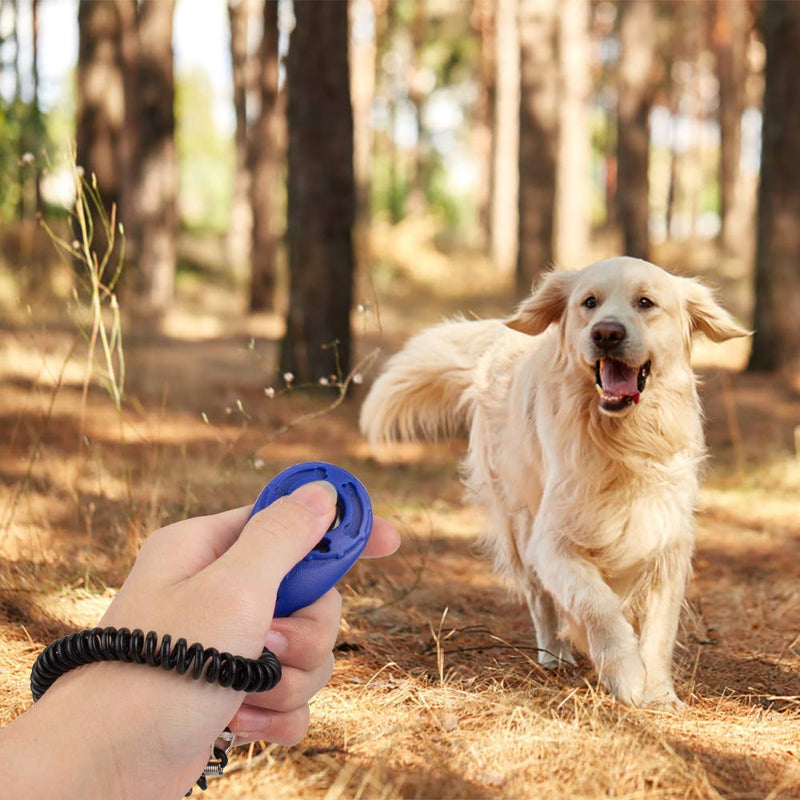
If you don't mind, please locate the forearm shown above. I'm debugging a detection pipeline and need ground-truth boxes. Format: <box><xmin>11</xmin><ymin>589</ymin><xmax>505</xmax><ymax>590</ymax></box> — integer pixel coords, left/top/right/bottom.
<box><xmin>0</xmin><ymin>664</ymin><xmax>218</xmax><ymax>800</ymax></box>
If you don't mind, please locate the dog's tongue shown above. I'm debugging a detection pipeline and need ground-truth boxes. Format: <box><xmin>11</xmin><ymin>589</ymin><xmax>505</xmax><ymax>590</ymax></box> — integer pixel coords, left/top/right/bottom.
<box><xmin>600</xmin><ymin>359</ymin><xmax>639</xmax><ymax>398</ymax></box>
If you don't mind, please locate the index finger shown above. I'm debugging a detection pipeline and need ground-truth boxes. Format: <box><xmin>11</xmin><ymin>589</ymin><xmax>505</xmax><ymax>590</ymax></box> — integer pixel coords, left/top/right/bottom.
<box><xmin>360</xmin><ymin>516</ymin><xmax>401</xmax><ymax>559</ymax></box>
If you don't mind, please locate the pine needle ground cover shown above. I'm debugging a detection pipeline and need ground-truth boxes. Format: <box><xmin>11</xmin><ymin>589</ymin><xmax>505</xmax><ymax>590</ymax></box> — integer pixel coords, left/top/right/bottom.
<box><xmin>1</xmin><ymin>246</ymin><xmax>798</xmax><ymax>799</ymax></box>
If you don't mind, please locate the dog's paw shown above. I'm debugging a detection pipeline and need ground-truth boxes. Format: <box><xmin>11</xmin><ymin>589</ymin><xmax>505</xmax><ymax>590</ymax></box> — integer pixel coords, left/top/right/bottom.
<box><xmin>538</xmin><ymin>645</ymin><xmax>577</xmax><ymax>669</ymax></box>
<box><xmin>601</xmin><ymin>652</ymin><xmax>646</xmax><ymax>705</ymax></box>
<box><xmin>642</xmin><ymin>683</ymin><xmax>686</xmax><ymax>709</ymax></box>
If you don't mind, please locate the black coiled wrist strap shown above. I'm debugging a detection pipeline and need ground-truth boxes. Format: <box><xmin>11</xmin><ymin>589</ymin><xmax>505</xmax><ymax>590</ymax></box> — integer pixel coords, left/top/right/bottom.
<box><xmin>30</xmin><ymin>626</ymin><xmax>282</xmax><ymax>793</ymax></box>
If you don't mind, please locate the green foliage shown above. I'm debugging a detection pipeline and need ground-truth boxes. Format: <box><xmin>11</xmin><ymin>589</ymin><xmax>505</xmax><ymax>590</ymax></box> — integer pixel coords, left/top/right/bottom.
<box><xmin>175</xmin><ymin>68</ymin><xmax>234</xmax><ymax>234</ymax></box>
<box><xmin>425</xmin><ymin>158</ymin><xmax>472</xmax><ymax>231</ymax></box>
<box><xmin>371</xmin><ymin>150</ymin><xmax>409</xmax><ymax>224</ymax></box>
<box><xmin>0</xmin><ymin>100</ymin><xmax>22</xmax><ymax>220</ymax></box>
<box><xmin>590</xmin><ymin>106</ymin><xmax>615</xmax><ymax>226</ymax></box>
<box><xmin>0</xmin><ymin>96</ymin><xmax>47</xmax><ymax>223</ymax></box>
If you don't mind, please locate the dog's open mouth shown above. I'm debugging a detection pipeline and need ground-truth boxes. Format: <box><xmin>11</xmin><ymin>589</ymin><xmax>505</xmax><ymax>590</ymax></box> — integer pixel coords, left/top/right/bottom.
<box><xmin>594</xmin><ymin>358</ymin><xmax>651</xmax><ymax>413</ymax></box>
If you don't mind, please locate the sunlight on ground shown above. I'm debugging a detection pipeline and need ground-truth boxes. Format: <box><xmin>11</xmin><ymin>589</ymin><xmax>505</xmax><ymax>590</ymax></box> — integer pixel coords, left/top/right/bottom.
<box><xmin>1</xmin><ymin>232</ymin><xmax>798</xmax><ymax>799</ymax></box>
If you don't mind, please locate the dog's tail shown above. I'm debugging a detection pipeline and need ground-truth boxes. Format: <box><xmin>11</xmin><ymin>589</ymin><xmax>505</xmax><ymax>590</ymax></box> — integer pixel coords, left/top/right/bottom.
<box><xmin>360</xmin><ymin>318</ymin><xmax>504</xmax><ymax>444</ymax></box>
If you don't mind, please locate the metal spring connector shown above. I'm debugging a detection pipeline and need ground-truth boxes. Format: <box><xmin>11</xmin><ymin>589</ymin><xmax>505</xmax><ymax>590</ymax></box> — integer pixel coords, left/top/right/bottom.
<box><xmin>203</xmin><ymin>730</ymin><xmax>234</xmax><ymax>778</ymax></box>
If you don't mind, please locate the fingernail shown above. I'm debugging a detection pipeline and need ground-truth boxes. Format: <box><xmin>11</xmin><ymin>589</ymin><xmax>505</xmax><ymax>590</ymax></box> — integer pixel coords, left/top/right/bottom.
<box><xmin>232</xmin><ymin>706</ymin><xmax>273</xmax><ymax>733</ymax></box>
<box><xmin>265</xmin><ymin>629</ymin><xmax>288</xmax><ymax>658</ymax></box>
<box><xmin>292</xmin><ymin>481</ymin><xmax>337</xmax><ymax>516</ymax></box>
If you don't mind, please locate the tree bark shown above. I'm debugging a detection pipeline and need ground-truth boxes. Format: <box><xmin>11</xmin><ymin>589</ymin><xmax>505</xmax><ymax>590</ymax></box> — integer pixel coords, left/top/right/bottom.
<box><xmin>554</xmin><ymin>0</ymin><xmax>590</xmax><ymax>267</ymax></box>
<box><xmin>32</xmin><ymin>0</ymin><xmax>41</xmax><ymax>212</ymax></box>
<box><xmin>281</xmin><ymin>0</ymin><xmax>355</xmax><ymax>383</ymax></box>
<box><xmin>115</xmin><ymin>0</ymin><xmax>139</xmax><ymax>251</ymax></box>
<box><xmin>248</xmin><ymin>0</ymin><xmax>282</xmax><ymax>312</ymax></box>
<box><xmin>492</xmin><ymin>0</ymin><xmax>519</xmax><ymax>274</ymax></box>
<box><xmin>748</xmin><ymin>1</ymin><xmax>800</xmax><ymax>374</ymax></box>
<box><xmin>711</xmin><ymin>0</ymin><xmax>748</xmax><ymax>253</ymax></box>
<box><xmin>407</xmin><ymin>1</ymin><xmax>429</xmax><ymax>215</ymax></box>
<box><xmin>472</xmin><ymin>0</ymin><xmax>495</xmax><ymax>248</ymax></box>
<box><xmin>227</xmin><ymin>0</ymin><xmax>252</xmax><ymax>279</ymax></box>
<box><xmin>76</xmin><ymin>0</ymin><xmax>126</xmax><ymax>255</ymax></box>
<box><xmin>130</xmin><ymin>0</ymin><xmax>178</xmax><ymax>317</ymax></box>
<box><xmin>617</xmin><ymin>0</ymin><xmax>655</xmax><ymax>261</ymax></box>
<box><xmin>517</xmin><ymin>0</ymin><xmax>558</xmax><ymax>296</ymax></box>
<box><xmin>350</xmin><ymin>0</ymin><xmax>376</xmax><ymax>225</ymax></box>
<box><xmin>11</xmin><ymin>0</ymin><xmax>20</xmax><ymax>100</ymax></box>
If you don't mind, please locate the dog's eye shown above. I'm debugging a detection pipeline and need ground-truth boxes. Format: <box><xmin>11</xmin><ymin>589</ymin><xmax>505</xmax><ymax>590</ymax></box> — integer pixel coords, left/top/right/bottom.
<box><xmin>638</xmin><ymin>296</ymin><xmax>655</xmax><ymax>309</ymax></box>
<box><xmin>582</xmin><ymin>296</ymin><xmax>597</xmax><ymax>309</ymax></box>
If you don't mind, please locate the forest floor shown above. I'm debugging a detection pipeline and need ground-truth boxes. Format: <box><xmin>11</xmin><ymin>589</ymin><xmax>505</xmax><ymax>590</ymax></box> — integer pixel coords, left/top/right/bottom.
<box><xmin>1</xmin><ymin>223</ymin><xmax>799</xmax><ymax>799</ymax></box>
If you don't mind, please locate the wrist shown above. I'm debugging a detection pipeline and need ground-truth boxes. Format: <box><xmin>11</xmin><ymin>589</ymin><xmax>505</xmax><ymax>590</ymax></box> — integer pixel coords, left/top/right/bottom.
<box><xmin>4</xmin><ymin>661</ymin><xmax>235</xmax><ymax>800</ymax></box>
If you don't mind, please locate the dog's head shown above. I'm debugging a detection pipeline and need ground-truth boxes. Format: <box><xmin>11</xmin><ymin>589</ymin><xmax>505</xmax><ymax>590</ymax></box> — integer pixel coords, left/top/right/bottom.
<box><xmin>506</xmin><ymin>258</ymin><xmax>748</xmax><ymax>416</ymax></box>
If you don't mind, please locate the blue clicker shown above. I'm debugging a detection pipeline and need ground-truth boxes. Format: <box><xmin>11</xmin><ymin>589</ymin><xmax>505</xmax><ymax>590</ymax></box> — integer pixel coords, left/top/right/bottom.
<box><xmin>249</xmin><ymin>462</ymin><xmax>373</xmax><ymax>617</ymax></box>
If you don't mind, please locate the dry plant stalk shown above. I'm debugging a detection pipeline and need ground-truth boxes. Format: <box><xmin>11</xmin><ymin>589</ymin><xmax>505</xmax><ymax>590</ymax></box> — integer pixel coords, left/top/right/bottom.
<box><xmin>40</xmin><ymin>161</ymin><xmax>126</xmax><ymax>421</ymax></box>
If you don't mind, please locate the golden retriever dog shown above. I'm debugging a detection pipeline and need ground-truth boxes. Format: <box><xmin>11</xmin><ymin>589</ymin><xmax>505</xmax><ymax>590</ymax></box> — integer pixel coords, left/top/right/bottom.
<box><xmin>360</xmin><ymin>257</ymin><xmax>747</xmax><ymax>706</ymax></box>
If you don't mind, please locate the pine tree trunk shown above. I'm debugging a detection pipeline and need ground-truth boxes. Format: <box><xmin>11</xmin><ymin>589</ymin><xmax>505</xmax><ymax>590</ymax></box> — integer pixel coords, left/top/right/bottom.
<box><xmin>31</xmin><ymin>0</ymin><xmax>41</xmax><ymax>212</ymax></box>
<box><xmin>617</xmin><ymin>0</ymin><xmax>655</xmax><ymax>261</ymax></box>
<box><xmin>712</xmin><ymin>0</ymin><xmax>748</xmax><ymax>253</ymax></box>
<box><xmin>281</xmin><ymin>0</ymin><xmax>355</xmax><ymax>383</ymax></box>
<box><xmin>517</xmin><ymin>0</ymin><xmax>558</xmax><ymax>296</ymax></box>
<box><xmin>227</xmin><ymin>0</ymin><xmax>252</xmax><ymax>279</ymax></box>
<box><xmin>130</xmin><ymin>0</ymin><xmax>177</xmax><ymax>317</ymax></box>
<box><xmin>115</xmin><ymin>0</ymin><xmax>139</xmax><ymax>253</ymax></box>
<box><xmin>248</xmin><ymin>0</ymin><xmax>282</xmax><ymax>312</ymax></box>
<box><xmin>350</xmin><ymin>0</ymin><xmax>376</xmax><ymax>225</ymax></box>
<box><xmin>554</xmin><ymin>0</ymin><xmax>590</xmax><ymax>267</ymax></box>
<box><xmin>492</xmin><ymin>0</ymin><xmax>519</xmax><ymax>274</ymax></box>
<box><xmin>11</xmin><ymin>0</ymin><xmax>20</xmax><ymax>99</ymax></box>
<box><xmin>76</xmin><ymin>0</ymin><xmax>126</xmax><ymax>256</ymax></box>
<box><xmin>748</xmin><ymin>1</ymin><xmax>800</xmax><ymax>374</ymax></box>
<box><xmin>473</xmin><ymin>0</ymin><xmax>495</xmax><ymax>248</ymax></box>
<box><xmin>407</xmin><ymin>2</ymin><xmax>428</xmax><ymax>215</ymax></box>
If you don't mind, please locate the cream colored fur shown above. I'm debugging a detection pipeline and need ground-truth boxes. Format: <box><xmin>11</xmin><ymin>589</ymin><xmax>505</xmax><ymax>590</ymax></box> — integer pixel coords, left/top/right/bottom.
<box><xmin>360</xmin><ymin>257</ymin><xmax>747</xmax><ymax>706</ymax></box>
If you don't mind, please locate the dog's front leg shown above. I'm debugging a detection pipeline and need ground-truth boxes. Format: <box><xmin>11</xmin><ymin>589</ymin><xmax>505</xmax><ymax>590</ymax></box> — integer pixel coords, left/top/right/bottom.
<box><xmin>527</xmin><ymin>515</ymin><xmax>646</xmax><ymax>705</ymax></box>
<box><xmin>637</xmin><ymin>546</ymin><xmax>691</xmax><ymax>707</ymax></box>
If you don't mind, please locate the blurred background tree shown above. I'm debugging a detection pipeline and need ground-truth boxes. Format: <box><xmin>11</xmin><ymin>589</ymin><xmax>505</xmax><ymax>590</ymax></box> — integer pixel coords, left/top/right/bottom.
<box><xmin>280</xmin><ymin>0</ymin><xmax>355</xmax><ymax>383</ymax></box>
<box><xmin>748</xmin><ymin>0</ymin><xmax>800</xmax><ymax>375</ymax></box>
<box><xmin>617</xmin><ymin>0</ymin><xmax>655</xmax><ymax>261</ymax></box>
<box><xmin>1</xmin><ymin>0</ymin><xmax>798</xmax><ymax>382</ymax></box>
<box><xmin>517</xmin><ymin>0</ymin><xmax>558</xmax><ymax>296</ymax></box>
<box><xmin>247</xmin><ymin>0</ymin><xmax>282</xmax><ymax>313</ymax></box>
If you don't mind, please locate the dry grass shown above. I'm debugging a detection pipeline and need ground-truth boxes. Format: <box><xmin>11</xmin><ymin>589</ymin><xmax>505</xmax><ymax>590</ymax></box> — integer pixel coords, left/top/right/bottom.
<box><xmin>2</xmin><ymin>232</ymin><xmax>799</xmax><ymax>799</ymax></box>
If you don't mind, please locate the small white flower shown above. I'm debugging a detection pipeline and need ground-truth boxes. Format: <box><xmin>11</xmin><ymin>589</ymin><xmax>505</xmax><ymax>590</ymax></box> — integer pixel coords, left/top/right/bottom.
<box><xmin>20</xmin><ymin>152</ymin><xmax>34</xmax><ymax>165</ymax></box>
<box><xmin>319</xmin><ymin>377</ymin><xmax>329</xmax><ymax>386</ymax></box>
<box><xmin>283</xmin><ymin>372</ymin><xmax>294</xmax><ymax>384</ymax></box>
<box><xmin>352</xmin><ymin>373</ymin><xmax>363</xmax><ymax>385</ymax></box>
<box><xmin>253</xmin><ymin>458</ymin><xmax>265</xmax><ymax>470</ymax></box>
<box><xmin>264</xmin><ymin>387</ymin><xmax>275</xmax><ymax>398</ymax></box>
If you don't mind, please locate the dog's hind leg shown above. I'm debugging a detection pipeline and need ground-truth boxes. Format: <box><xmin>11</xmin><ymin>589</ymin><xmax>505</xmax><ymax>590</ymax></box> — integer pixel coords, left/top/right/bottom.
<box><xmin>496</xmin><ymin>506</ymin><xmax>576</xmax><ymax>669</ymax></box>
<box><xmin>523</xmin><ymin>580</ymin><xmax>576</xmax><ymax>668</ymax></box>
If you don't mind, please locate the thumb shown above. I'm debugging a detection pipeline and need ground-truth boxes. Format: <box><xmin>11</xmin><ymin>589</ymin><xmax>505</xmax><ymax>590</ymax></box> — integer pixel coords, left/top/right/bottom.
<box><xmin>210</xmin><ymin>481</ymin><xmax>338</xmax><ymax>608</ymax></box>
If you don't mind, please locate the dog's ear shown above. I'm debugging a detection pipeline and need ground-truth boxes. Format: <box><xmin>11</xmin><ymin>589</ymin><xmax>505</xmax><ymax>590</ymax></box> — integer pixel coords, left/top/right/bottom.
<box><xmin>506</xmin><ymin>270</ymin><xmax>577</xmax><ymax>336</ymax></box>
<box><xmin>683</xmin><ymin>279</ymin><xmax>749</xmax><ymax>342</ymax></box>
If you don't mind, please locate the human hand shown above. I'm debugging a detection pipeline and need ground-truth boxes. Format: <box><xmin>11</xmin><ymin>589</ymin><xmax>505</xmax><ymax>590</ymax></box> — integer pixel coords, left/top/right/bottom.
<box><xmin>21</xmin><ymin>481</ymin><xmax>398</xmax><ymax>799</ymax></box>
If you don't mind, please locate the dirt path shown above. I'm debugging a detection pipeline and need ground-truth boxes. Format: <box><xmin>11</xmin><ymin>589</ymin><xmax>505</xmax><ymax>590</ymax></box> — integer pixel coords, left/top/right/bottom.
<box><xmin>1</xmin><ymin>260</ymin><xmax>799</xmax><ymax>798</ymax></box>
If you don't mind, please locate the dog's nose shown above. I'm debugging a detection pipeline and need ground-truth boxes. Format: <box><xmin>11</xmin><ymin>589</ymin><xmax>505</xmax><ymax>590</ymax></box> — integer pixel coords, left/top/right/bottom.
<box><xmin>591</xmin><ymin>320</ymin><xmax>627</xmax><ymax>351</ymax></box>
